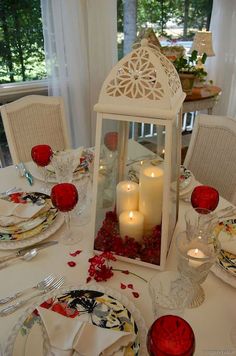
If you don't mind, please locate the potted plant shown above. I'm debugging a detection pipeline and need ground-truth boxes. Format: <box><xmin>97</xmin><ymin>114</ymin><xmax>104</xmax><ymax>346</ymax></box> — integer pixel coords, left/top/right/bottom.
<box><xmin>173</xmin><ymin>50</ymin><xmax>207</xmax><ymax>94</ymax></box>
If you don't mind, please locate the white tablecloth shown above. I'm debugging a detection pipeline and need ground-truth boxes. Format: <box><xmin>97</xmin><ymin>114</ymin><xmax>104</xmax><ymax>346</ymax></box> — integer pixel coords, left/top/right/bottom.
<box><xmin>0</xmin><ymin>164</ymin><xmax>235</xmax><ymax>356</ymax></box>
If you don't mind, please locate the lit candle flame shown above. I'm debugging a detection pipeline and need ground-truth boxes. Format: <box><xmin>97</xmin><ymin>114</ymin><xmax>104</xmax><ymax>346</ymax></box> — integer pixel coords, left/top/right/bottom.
<box><xmin>99</xmin><ymin>165</ymin><xmax>104</xmax><ymax>170</ymax></box>
<box><xmin>194</xmin><ymin>248</ymin><xmax>199</xmax><ymax>256</ymax></box>
<box><xmin>151</xmin><ymin>172</ymin><xmax>155</xmax><ymax>178</ymax></box>
<box><xmin>129</xmin><ymin>211</ymin><xmax>134</xmax><ymax>220</ymax></box>
<box><xmin>127</xmin><ymin>184</ymin><xmax>131</xmax><ymax>191</ymax></box>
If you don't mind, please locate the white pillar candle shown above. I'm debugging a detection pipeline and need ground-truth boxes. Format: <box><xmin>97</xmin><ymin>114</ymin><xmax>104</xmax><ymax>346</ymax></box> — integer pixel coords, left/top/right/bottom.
<box><xmin>139</xmin><ymin>165</ymin><xmax>164</xmax><ymax>233</ymax></box>
<box><xmin>119</xmin><ymin>210</ymin><xmax>144</xmax><ymax>242</ymax></box>
<box><xmin>116</xmin><ymin>181</ymin><xmax>139</xmax><ymax>217</ymax></box>
<box><xmin>187</xmin><ymin>248</ymin><xmax>207</xmax><ymax>268</ymax></box>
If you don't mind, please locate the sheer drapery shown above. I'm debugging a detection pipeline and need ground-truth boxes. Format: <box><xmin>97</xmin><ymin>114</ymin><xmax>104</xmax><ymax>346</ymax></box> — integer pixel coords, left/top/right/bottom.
<box><xmin>41</xmin><ymin>0</ymin><xmax>117</xmax><ymax>148</ymax></box>
<box><xmin>207</xmin><ymin>0</ymin><xmax>236</xmax><ymax>117</ymax></box>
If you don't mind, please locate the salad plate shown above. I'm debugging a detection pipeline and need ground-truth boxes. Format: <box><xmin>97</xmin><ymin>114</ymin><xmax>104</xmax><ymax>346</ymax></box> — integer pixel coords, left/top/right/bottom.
<box><xmin>0</xmin><ymin>193</ymin><xmax>58</xmax><ymax>242</ymax></box>
<box><xmin>5</xmin><ymin>285</ymin><xmax>147</xmax><ymax>356</ymax></box>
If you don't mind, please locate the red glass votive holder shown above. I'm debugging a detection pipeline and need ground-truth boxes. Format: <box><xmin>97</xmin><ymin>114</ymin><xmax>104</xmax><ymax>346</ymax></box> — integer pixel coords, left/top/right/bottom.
<box><xmin>191</xmin><ymin>185</ymin><xmax>219</xmax><ymax>213</ymax></box>
<box><xmin>147</xmin><ymin>315</ymin><xmax>195</xmax><ymax>356</ymax></box>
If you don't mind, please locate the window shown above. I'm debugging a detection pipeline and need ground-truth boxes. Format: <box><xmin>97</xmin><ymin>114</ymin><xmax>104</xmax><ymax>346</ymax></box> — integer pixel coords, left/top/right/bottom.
<box><xmin>0</xmin><ymin>0</ymin><xmax>46</xmax><ymax>84</ymax></box>
<box><xmin>117</xmin><ymin>0</ymin><xmax>213</xmax><ymax>58</ymax></box>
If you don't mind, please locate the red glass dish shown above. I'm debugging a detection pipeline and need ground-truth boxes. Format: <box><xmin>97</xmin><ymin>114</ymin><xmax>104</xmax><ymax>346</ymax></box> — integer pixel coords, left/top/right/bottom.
<box><xmin>31</xmin><ymin>145</ymin><xmax>53</xmax><ymax>167</ymax></box>
<box><xmin>51</xmin><ymin>183</ymin><xmax>78</xmax><ymax>212</ymax></box>
<box><xmin>147</xmin><ymin>315</ymin><xmax>195</xmax><ymax>356</ymax></box>
<box><xmin>191</xmin><ymin>185</ymin><xmax>219</xmax><ymax>213</ymax></box>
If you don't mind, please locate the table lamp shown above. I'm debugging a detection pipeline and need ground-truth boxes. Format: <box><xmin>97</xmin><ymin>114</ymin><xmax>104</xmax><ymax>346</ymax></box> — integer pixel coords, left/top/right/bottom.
<box><xmin>190</xmin><ymin>31</ymin><xmax>215</xmax><ymax>69</ymax></box>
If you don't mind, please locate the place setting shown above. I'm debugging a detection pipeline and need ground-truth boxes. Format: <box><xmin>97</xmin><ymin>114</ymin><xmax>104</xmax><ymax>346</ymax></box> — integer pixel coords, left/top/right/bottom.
<box><xmin>28</xmin><ymin>145</ymin><xmax>94</xmax><ymax>186</ymax></box>
<box><xmin>3</xmin><ymin>284</ymin><xmax>147</xmax><ymax>356</ymax></box>
<box><xmin>0</xmin><ymin>190</ymin><xmax>64</xmax><ymax>251</ymax></box>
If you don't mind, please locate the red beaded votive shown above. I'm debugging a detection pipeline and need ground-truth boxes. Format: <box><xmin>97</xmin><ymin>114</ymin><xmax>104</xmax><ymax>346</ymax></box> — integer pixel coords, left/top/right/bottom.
<box><xmin>147</xmin><ymin>315</ymin><xmax>195</xmax><ymax>356</ymax></box>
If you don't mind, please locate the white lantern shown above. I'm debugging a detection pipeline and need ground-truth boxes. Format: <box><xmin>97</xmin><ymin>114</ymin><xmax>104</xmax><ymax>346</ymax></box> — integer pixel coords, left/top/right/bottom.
<box><xmin>91</xmin><ymin>40</ymin><xmax>185</xmax><ymax>270</ymax></box>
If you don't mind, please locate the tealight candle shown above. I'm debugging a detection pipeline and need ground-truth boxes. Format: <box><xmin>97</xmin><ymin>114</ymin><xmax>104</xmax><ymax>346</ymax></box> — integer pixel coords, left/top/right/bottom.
<box><xmin>187</xmin><ymin>248</ymin><xmax>207</xmax><ymax>268</ymax></box>
<box><xmin>139</xmin><ymin>165</ymin><xmax>164</xmax><ymax>233</ymax></box>
<box><xmin>116</xmin><ymin>181</ymin><xmax>139</xmax><ymax>217</ymax></box>
<box><xmin>119</xmin><ymin>210</ymin><xmax>144</xmax><ymax>242</ymax></box>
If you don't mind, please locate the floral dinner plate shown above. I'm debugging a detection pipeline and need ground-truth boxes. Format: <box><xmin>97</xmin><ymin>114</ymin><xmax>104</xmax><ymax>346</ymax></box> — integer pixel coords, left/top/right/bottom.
<box><xmin>5</xmin><ymin>285</ymin><xmax>147</xmax><ymax>356</ymax></box>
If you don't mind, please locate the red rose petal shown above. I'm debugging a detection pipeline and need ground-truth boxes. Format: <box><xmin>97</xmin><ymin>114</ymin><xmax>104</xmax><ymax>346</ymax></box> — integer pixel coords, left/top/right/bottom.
<box><xmin>69</xmin><ymin>252</ymin><xmax>77</xmax><ymax>257</ymax></box>
<box><xmin>128</xmin><ymin>284</ymin><xmax>134</xmax><ymax>290</ymax></box>
<box><xmin>69</xmin><ymin>250</ymin><xmax>82</xmax><ymax>257</ymax></box>
<box><xmin>86</xmin><ymin>276</ymin><xmax>92</xmax><ymax>283</ymax></box>
<box><xmin>67</xmin><ymin>261</ymin><xmax>76</xmax><ymax>267</ymax></box>
<box><xmin>132</xmin><ymin>292</ymin><xmax>139</xmax><ymax>298</ymax></box>
<box><xmin>120</xmin><ymin>283</ymin><xmax>126</xmax><ymax>289</ymax></box>
<box><xmin>121</xmin><ymin>270</ymin><xmax>130</xmax><ymax>275</ymax></box>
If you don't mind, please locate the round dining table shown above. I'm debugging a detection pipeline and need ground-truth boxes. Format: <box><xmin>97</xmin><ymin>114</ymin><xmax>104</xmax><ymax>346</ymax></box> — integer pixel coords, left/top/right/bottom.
<box><xmin>0</xmin><ymin>163</ymin><xmax>235</xmax><ymax>356</ymax></box>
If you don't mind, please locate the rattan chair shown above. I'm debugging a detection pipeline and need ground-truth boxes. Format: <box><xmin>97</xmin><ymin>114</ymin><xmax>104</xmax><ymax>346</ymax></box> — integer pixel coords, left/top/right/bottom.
<box><xmin>0</xmin><ymin>95</ymin><xmax>71</xmax><ymax>164</ymax></box>
<box><xmin>184</xmin><ymin>114</ymin><xmax>236</xmax><ymax>205</ymax></box>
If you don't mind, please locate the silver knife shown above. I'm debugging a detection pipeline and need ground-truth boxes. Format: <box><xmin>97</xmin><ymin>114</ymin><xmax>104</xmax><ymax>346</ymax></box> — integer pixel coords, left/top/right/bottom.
<box><xmin>0</xmin><ymin>240</ymin><xmax>58</xmax><ymax>264</ymax></box>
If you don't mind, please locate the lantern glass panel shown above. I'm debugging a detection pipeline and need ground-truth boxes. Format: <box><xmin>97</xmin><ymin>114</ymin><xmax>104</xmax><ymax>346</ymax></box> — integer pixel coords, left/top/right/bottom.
<box><xmin>93</xmin><ymin>116</ymin><xmax>179</xmax><ymax>268</ymax></box>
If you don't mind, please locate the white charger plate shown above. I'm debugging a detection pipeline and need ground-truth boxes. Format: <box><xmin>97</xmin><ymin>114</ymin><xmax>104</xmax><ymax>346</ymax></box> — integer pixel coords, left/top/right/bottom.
<box><xmin>5</xmin><ymin>285</ymin><xmax>147</xmax><ymax>356</ymax></box>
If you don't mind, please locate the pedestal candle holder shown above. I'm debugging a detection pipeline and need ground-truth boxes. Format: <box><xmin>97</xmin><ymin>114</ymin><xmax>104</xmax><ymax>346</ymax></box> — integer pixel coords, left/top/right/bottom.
<box><xmin>176</xmin><ymin>231</ymin><xmax>221</xmax><ymax>307</ymax></box>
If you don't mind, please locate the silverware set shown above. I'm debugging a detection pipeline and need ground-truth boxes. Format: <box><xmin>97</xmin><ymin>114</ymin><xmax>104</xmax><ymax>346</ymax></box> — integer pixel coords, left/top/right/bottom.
<box><xmin>0</xmin><ymin>275</ymin><xmax>65</xmax><ymax>316</ymax></box>
<box><xmin>0</xmin><ymin>241</ymin><xmax>58</xmax><ymax>264</ymax></box>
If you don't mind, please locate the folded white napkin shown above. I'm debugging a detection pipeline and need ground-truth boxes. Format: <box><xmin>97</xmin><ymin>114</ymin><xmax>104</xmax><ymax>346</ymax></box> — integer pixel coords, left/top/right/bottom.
<box><xmin>48</xmin><ymin>147</ymin><xmax>84</xmax><ymax>174</ymax></box>
<box><xmin>38</xmin><ymin>306</ymin><xmax>136</xmax><ymax>356</ymax></box>
<box><xmin>0</xmin><ymin>199</ymin><xmax>43</xmax><ymax>223</ymax></box>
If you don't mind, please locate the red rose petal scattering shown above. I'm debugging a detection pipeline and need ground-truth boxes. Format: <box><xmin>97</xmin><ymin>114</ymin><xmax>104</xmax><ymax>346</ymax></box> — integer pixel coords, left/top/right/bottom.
<box><xmin>132</xmin><ymin>292</ymin><xmax>140</xmax><ymax>298</ymax></box>
<box><xmin>69</xmin><ymin>250</ymin><xmax>82</xmax><ymax>257</ymax></box>
<box><xmin>87</xmin><ymin>252</ymin><xmax>116</xmax><ymax>282</ymax></box>
<box><xmin>67</xmin><ymin>261</ymin><xmax>76</xmax><ymax>267</ymax></box>
<box><xmin>120</xmin><ymin>283</ymin><xmax>126</xmax><ymax>289</ymax></box>
<box><xmin>128</xmin><ymin>284</ymin><xmax>134</xmax><ymax>290</ymax></box>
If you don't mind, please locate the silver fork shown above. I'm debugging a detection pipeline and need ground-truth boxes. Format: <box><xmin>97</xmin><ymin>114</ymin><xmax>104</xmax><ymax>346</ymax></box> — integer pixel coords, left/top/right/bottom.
<box><xmin>0</xmin><ymin>276</ymin><xmax>65</xmax><ymax>316</ymax></box>
<box><xmin>0</xmin><ymin>274</ymin><xmax>55</xmax><ymax>305</ymax></box>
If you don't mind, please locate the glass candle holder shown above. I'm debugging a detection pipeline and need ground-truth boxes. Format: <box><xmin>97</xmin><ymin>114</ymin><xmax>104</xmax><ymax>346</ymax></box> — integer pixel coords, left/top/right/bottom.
<box><xmin>176</xmin><ymin>231</ymin><xmax>221</xmax><ymax>308</ymax></box>
<box><xmin>147</xmin><ymin>315</ymin><xmax>195</xmax><ymax>356</ymax></box>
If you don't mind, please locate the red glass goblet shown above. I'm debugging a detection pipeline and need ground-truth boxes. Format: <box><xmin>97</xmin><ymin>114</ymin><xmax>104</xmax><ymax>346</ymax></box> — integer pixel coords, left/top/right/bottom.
<box><xmin>31</xmin><ymin>145</ymin><xmax>52</xmax><ymax>167</ymax></box>
<box><xmin>51</xmin><ymin>183</ymin><xmax>80</xmax><ymax>245</ymax></box>
<box><xmin>191</xmin><ymin>185</ymin><xmax>219</xmax><ymax>213</ymax></box>
<box><xmin>147</xmin><ymin>315</ymin><xmax>195</xmax><ymax>356</ymax></box>
<box><xmin>31</xmin><ymin>145</ymin><xmax>53</xmax><ymax>193</ymax></box>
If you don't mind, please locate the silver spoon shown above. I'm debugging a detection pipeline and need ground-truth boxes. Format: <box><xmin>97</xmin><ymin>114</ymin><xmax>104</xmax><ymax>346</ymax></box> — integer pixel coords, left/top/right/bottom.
<box><xmin>0</xmin><ymin>249</ymin><xmax>38</xmax><ymax>270</ymax></box>
<box><xmin>20</xmin><ymin>248</ymin><xmax>38</xmax><ymax>261</ymax></box>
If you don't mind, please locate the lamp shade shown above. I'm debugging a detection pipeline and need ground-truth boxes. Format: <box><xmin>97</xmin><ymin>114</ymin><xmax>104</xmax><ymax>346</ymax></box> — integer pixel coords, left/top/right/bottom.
<box><xmin>191</xmin><ymin>31</ymin><xmax>215</xmax><ymax>57</ymax></box>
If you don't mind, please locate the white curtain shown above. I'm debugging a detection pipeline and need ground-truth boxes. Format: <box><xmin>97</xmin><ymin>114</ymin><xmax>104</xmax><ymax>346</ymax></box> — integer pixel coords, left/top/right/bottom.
<box><xmin>207</xmin><ymin>0</ymin><xmax>236</xmax><ymax>117</ymax></box>
<box><xmin>41</xmin><ymin>0</ymin><xmax>117</xmax><ymax>148</ymax></box>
